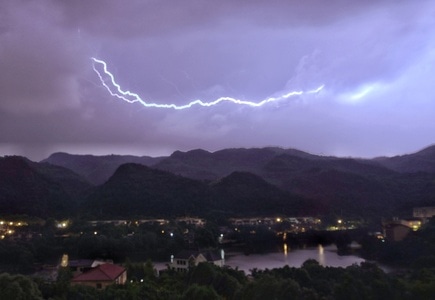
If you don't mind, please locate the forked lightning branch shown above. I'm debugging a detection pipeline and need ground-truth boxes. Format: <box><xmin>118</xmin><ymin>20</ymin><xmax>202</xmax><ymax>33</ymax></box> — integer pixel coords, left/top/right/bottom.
<box><xmin>91</xmin><ymin>57</ymin><xmax>324</xmax><ymax>110</ymax></box>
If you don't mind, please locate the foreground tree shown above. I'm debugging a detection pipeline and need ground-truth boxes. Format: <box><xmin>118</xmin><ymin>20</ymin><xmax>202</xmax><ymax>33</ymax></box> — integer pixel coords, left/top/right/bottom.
<box><xmin>0</xmin><ymin>273</ymin><xmax>43</xmax><ymax>300</ymax></box>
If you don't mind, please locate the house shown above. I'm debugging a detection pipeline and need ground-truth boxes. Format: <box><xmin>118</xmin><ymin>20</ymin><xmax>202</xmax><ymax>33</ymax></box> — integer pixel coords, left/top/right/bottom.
<box><xmin>71</xmin><ymin>263</ymin><xmax>127</xmax><ymax>289</ymax></box>
<box><xmin>401</xmin><ymin>218</ymin><xmax>422</xmax><ymax>231</ymax></box>
<box><xmin>88</xmin><ymin>220</ymin><xmax>128</xmax><ymax>227</ymax></box>
<box><xmin>175</xmin><ymin>217</ymin><xmax>206</xmax><ymax>227</ymax></box>
<box><xmin>413</xmin><ymin>206</ymin><xmax>435</xmax><ymax>220</ymax></box>
<box><xmin>168</xmin><ymin>249</ymin><xmax>225</xmax><ymax>272</ymax></box>
<box><xmin>202</xmin><ymin>250</ymin><xmax>225</xmax><ymax>267</ymax></box>
<box><xmin>67</xmin><ymin>259</ymin><xmax>97</xmax><ymax>276</ymax></box>
<box><xmin>383</xmin><ymin>223</ymin><xmax>411</xmax><ymax>242</ymax></box>
<box><xmin>61</xmin><ymin>255</ymin><xmax>109</xmax><ymax>276</ymax></box>
<box><xmin>382</xmin><ymin>217</ymin><xmax>413</xmax><ymax>242</ymax></box>
<box><xmin>382</xmin><ymin>216</ymin><xmax>423</xmax><ymax>242</ymax></box>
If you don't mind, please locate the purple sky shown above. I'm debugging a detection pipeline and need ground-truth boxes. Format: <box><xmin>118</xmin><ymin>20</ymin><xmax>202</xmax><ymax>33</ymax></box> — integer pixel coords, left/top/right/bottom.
<box><xmin>1</xmin><ymin>0</ymin><xmax>435</xmax><ymax>161</ymax></box>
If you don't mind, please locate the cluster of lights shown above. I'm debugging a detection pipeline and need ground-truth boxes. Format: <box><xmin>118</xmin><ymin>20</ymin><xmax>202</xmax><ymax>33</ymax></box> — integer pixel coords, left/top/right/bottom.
<box><xmin>57</xmin><ymin>221</ymin><xmax>69</xmax><ymax>228</ymax></box>
<box><xmin>0</xmin><ymin>219</ymin><xmax>28</xmax><ymax>239</ymax></box>
<box><xmin>0</xmin><ymin>221</ymin><xmax>26</xmax><ymax>226</ymax></box>
<box><xmin>160</xmin><ymin>230</ymin><xmax>174</xmax><ymax>237</ymax></box>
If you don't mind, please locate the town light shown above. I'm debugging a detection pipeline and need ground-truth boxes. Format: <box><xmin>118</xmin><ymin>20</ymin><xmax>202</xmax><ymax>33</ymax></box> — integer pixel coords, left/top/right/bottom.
<box><xmin>61</xmin><ymin>254</ymin><xmax>69</xmax><ymax>267</ymax></box>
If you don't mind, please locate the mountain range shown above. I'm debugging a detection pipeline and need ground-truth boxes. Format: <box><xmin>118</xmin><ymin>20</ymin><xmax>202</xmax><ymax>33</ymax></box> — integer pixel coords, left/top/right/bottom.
<box><xmin>1</xmin><ymin>145</ymin><xmax>435</xmax><ymax>220</ymax></box>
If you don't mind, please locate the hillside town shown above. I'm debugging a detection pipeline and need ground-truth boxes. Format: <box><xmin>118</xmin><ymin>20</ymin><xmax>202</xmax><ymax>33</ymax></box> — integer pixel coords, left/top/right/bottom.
<box><xmin>1</xmin><ymin>206</ymin><xmax>434</xmax><ymax>286</ymax></box>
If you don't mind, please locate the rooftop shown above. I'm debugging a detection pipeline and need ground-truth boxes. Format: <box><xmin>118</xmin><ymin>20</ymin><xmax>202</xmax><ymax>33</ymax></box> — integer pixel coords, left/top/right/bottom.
<box><xmin>71</xmin><ymin>263</ymin><xmax>125</xmax><ymax>282</ymax></box>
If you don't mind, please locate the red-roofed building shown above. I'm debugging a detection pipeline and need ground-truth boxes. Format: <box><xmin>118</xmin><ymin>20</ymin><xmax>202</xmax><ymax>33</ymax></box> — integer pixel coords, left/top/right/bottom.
<box><xmin>71</xmin><ymin>263</ymin><xmax>127</xmax><ymax>289</ymax></box>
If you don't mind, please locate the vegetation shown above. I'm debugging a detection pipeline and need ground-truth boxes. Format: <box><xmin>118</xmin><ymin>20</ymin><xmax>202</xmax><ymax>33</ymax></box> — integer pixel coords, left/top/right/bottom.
<box><xmin>4</xmin><ymin>146</ymin><xmax>435</xmax><ymax>221</ymax></box>
<box><xmin>2</xmin><ymin>258</ymin><xmax>435</xmax><ymax>299</ymax></box>
<box><xmin>2</xmin><ymin>146</ymin><xmax>435</xmax><ymax>297</ymax></box>
<box><xmin>360</xmin><ymin>218</ymin><xmax>435</xmax><ymax>267</ymax></box>
<box><xmin>0</xmin><ymin>215</ymin><xmax>365</xmax><ymax>274</ymax></box>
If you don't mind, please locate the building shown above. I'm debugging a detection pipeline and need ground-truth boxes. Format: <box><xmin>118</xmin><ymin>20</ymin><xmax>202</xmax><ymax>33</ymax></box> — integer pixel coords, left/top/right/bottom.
<box><xmin>71</xmin><ymin>263</ymin><xmax>127</xmax><ymax>289</ymax></box>
<box><xmin>382</xmin><ymin>217</ymin><xmax>422</xmax><ymax>241</ymax></box>
<box><xmin>60</xmin><ymin>254</ymin><xmax>110</xmax><ymax>276</ymax></box>
<box><xmin>175</xmin><ymin>217</ymin><xmax>205</xmax><ymax>227</ymax></box>
<box><xmin>168</xmin><ymin>249</ymin><xmax>225</xmax><ymax>272</ymax></box>
<box><xmin>68</xmin><ymin>257</ymin><xmax>108</xmax><ymax>276</ymax></box>
<box><xmin>88</xmin><ymin>220</ymin><xmax>128</xmax><ymax>227</ymax></box>
<box><xmin>413</xmin><ymin>206</ymin><xmax>435</xmax><ymax>219</ymax></box>
<box><xmin>383</xmin><ymin>222</ymin><xmax>412</xmax><ymax>242</ymax></box>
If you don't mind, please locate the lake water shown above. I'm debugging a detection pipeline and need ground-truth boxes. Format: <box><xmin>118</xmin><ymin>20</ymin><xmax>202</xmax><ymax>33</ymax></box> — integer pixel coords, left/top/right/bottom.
<box><xmin>225</xmin><ymin>244</ymin><xmax>365</xmax><ymax>274</ymax></box>
<box><xmin>153</xmin><ymin>244</ymin><xmax>367</xmax><ymax>274</ymax></box>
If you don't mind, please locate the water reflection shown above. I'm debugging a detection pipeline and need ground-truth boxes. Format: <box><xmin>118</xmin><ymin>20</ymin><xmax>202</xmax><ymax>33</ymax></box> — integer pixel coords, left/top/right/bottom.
<box><xmin>226</xmin><ymin>245</ymin><xmax>365</xmax><ymax>274</ymax></box>
<box><xmin>318</xmin><ymin>244</ymin><xmax>324</xmax><ymax>266</ymax></box>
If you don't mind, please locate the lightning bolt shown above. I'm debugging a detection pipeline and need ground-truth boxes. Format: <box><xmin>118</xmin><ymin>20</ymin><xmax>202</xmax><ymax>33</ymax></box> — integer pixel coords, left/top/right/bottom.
<box><xmin>91</xmin><ymin>57</ymin><xmax>324</xmax><ymax>110</ymax></box>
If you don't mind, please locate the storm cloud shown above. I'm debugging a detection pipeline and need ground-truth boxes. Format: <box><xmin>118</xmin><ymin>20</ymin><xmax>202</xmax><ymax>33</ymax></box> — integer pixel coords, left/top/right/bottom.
<box><xmin>1</xmin><ymin>0</ymin><xmax>434</xmax><ymax>160</ymax></box>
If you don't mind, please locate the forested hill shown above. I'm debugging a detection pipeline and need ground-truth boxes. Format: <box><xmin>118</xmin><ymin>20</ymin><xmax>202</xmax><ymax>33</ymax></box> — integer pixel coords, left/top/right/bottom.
<box><xmin>81</xmin><ymin>161</ymin><xmax>435</xmax><ymax>220</ymax></box>
<box><xmin>42</xmin><ymin>152</ymin><xmax>164</xmax><ymax>185</ymax></box>
<box><xmin>81</xmin><ymin>164</ymin><xmax>309</xmax><ymax>218</ymax></box>
<box><xmin>0</xmin><ymin>156</ymin><xmax>91</xmax><ymax>217</ymax></box>
<box><xmin>374</xmin><ymin>144</ymin><xmax>435</xmax><ymax>173</ymax></box>
<box><xmin>82</xmin><ymin>163</ymin><xmax>212</xmax><ymax>218</ymax></box>
<box><xmin>42</xmin><ymin>145</ymin><xmax>435</xmax><ymax>186</ymax></box>
<box><xmin>2</xmin><ymin>145</ymin><xmax>435</xmax><ymax>219</ymax></box>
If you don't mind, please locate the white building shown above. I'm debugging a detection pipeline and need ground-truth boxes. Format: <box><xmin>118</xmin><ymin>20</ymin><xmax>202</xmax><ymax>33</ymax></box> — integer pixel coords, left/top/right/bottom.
<box><xmin>168</xmin><ymin>250</ymin><xmax>225</xmax><ymax>272</ymax></box>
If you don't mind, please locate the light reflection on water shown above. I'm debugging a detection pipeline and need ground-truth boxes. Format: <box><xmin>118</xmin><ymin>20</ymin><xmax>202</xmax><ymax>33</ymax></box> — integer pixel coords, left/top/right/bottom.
<box><xmin>318</xmin><ymin>244</ymin><xmax>325</xmax><ymax>266</ymax></box>
<box><xmin>225</xmin><ymin>245</ymin><xmax>365</xmax><ymax>274</ymax></box>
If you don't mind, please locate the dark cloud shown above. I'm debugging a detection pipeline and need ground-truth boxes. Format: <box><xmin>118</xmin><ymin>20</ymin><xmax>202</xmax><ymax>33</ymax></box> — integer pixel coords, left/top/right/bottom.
<box><xmin>50</xmin><ymin>0</ymin><xmax>381</xmax><ymax>38</ymax></box>
<box><xmin>1</xmin><ymin>0</ymin><xmax>435</xmax><ymax>160</ymax></box>
<box><xmin>0</xmin><ymin>1</ymin><xmax>89</xmax><ymax>114</ymax></box>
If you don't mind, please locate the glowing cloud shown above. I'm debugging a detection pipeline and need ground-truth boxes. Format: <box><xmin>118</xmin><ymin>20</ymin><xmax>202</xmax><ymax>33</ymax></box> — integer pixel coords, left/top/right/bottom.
<box><xmin>91</xmin><ymin>57</ymin><xmax>324</xmax><ymax>110</ymax></box>
<box><xmin>339</xmin><ymin>83</ymin><xmax>383</xmax><ymax>104</ymax></box>
<box><xmin>350</xmin><ymin>85</ymin><xmax>376</xmax><ymax>101</ymax></box>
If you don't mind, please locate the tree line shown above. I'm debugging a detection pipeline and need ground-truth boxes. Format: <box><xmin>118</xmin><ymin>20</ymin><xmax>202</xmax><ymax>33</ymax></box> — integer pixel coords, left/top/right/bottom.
<box><xmin>2</xmin><ymin>259</ymin><xmax>435</xmax><ymax>299</ymax></box>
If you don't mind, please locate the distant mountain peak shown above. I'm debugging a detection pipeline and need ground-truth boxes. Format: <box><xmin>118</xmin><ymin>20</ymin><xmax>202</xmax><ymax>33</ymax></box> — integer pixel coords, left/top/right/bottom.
<box><xmin>42</xmin><ymin>152</ymin><xmax>164</xmax><ymax>185</ymax></box>
<box><xmin>170</xmin><ymin>149</ymin><xmax>211</xmax><ymax>158</ymax></box>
